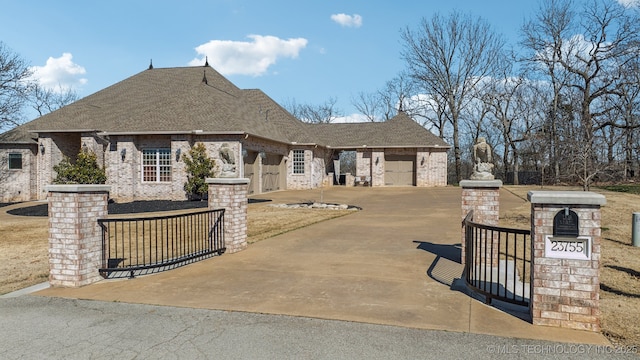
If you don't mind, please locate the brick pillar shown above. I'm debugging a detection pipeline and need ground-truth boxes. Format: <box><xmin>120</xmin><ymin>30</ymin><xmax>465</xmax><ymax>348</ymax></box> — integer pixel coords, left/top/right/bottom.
<box><xmin>460</xmin><ymin>180</ymin><xmax>502</xmax><ymax>266</ymax></box>
<box><xmin>46</xmin><ymin>185</ymin><xmax>110</xmax><ymax>287</ymax></box>
<box><xmin>207</xmin><ymin>178</ymin><xmax>249</xmax><ymax>253</ymax></box>
<box><xmin>528</xmin><ymin>191</ymin><xmax>605</xmax><ymax>331</ymax></box>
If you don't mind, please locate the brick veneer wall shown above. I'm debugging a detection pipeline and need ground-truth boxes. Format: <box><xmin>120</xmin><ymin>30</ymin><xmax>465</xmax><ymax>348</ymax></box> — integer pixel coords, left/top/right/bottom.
<box><xmin>371</xmin><ymin>150</ymin><xmax>385</xmax><ymax>187</ymax></box>
<box><xmin>417</xmin><ymin>148</ymin><xmax>448</xmax><ymax>187</ymax></box>
<box><xmin>0</xmin><ymin>145</ymin><xmax>36</xmax><ymax>202</ymax></box>
<box><xmin>47</xmin><ymin>185</ymin><xmax>110</xmax><ymax>287</ymax></box>
<box><xmin>287</xmin><ymin>147</ymin><xmax>325</xmax><ymax>190</ymax></box>
<box><xmin>528</xmin><ymin>191</ymin><xmax>605</xmax><ymax>332</ymax></box>
<box><xmin>207</xmin><ymin>178</ymin><xmax>249</xmax><ymax>253</ymax></box>
<box><xmin>460</xmin><ymin>180</ymin><xmax>502</xmax><ymax>267</ymax></box>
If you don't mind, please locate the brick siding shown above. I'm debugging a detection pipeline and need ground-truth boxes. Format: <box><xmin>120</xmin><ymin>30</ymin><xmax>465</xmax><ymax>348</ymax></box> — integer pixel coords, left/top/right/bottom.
<box><xmin>47</xmin><ymin>186</ymin><xmax>109</xmax><ymax>287</ymax></box>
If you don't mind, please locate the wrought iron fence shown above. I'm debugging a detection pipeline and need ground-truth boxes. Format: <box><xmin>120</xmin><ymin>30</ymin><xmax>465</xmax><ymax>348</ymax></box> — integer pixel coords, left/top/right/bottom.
<box><xmin>463</xmin><ymin>211</ymin><xmax>531</xmax><ymax>307</ymax></box>
<box><xmin>98</xmin><ymin>208</ymin><xmax>225</xmax><ymax>279</ymax></box>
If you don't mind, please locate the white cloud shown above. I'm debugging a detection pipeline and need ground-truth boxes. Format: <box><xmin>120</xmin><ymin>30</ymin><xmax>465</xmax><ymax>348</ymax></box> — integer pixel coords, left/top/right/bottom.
<box><xmin>330</xmin><ymin>13</ymin><xmax>363</xmax><ymax>28</ymax></box>
<box><xmin>617</xmin><ymin>0</ymin><xmax>640</xmax><ymax>8</ymax></box>
<box><xmin>189</xmin><ymin>35</ymin><xmax>308</xmax><ymax>76</ymax></box>
<box><xmin>535</xmin><ymin>34</ymin><xmax>612</xmax><ymax>70</ymax></box>
<box><xmin>333</xmin><ymin>113</ymin><xmax>370</xmax><ymax>123</ymax></box>
<box><xmin>29</xmin><ymin>53</ymin><xmax>87</xmax><ymax>93</ymax></box>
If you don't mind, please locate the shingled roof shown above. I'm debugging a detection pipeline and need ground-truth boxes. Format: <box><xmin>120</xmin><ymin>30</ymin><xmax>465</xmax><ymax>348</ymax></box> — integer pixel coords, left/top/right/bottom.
<box><xmin>239</xmin><ymin>89</ymin><xmax>317</xmax><ymax>144</ymax></box>
<box><xmin>0</xmin><ymin>66</ymin><xmax>449</xmax><ymax>150</ymax></box>
<box><xmin>0</xmin><ymin>66</ymin><xmax>305</xmax><ymax>144</ymax></box>
<box><xmin>310</xmin><ymin>111</ymin><xmax>450</xmax><ymax>148</ymax></box>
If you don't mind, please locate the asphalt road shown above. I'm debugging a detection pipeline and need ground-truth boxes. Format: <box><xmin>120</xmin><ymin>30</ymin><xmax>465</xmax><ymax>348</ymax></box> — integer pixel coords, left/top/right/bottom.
<box><xmin>1</xmin><ymin>296</ymin><xmax>637</xmax><ymax>360</ymax></box>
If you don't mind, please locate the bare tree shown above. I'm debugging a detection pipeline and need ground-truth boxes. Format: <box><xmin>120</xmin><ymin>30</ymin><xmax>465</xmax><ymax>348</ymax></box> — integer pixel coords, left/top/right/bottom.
<box><xmin>401</xmin><ymin>11</ymin><xmax>506</xmax><ymax>183</ymax></box>
<box><xmin>351</xmin><ymin>72</ymin><xmax>419</xmax><ymax>122</ymax></box>
<box><xmin>481</xmin><ymin>74</ymin><xmax>534</xmax><ymax>184</ymax></box>
<box><xmin>521</xmin><ymin>0</ymin><xmax>640</xmax><ymax>189</ymax></box>
<box><xmin>521</xmin><ymin>0</ymin><xmax>575</xmax><ymax>184</ymax></box>
<box><xmin>0</xmin><ymin>42</ymin><xmax>33</xmax><ymax>131</ymax></box>
<box><xmin>30</xmin><ymin>84</ymin><xmax>78</xmax><ymax>117</ymax></box>
<box><xmin>615</xmin><ymin>59</ymin><xmax>640</xmax><ymax>180</ymax></box>
<box><xmin>417</xmin><ymin>91</ymin><xmax>448</xmax><ymax>139</ymax></box>
<box><xmin>282</xmin><ymin>97</ymin><xmax>342</xmax><ymax>124</ymax></box>
<box><xmin>351</xmin><ymin>91</ymin><xmax>380</xmax><ymax>122</ymax></box>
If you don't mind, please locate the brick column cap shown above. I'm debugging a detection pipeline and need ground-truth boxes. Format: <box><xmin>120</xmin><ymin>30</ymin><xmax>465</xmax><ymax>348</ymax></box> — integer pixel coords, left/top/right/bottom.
<box><xmin>45</xmin><ymin>184</ymin><xmax>111</xmax><ymax>193</ymax></box>
<box><xmin>206</xmin><ymin>178</ymin><xmax>250</xmax><ymax>185</ymax></box>
<box><xmin>528</xmin><ymin>191</ymin><xmax>606</xmax><ymax>206</ymax></box>
<box><xmin>460</xmin><ymin>179</ymin><xmax>503</xmax><ymax>189</ymax></box>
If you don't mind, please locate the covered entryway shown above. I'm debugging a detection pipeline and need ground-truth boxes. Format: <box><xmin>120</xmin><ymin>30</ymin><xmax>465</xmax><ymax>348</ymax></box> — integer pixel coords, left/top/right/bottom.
<box><xmin>384</xmin><ymin>154</ymin><xmax>415</xmax><ymax>186</ymax></box>
<box><xmin>261</xmin><ymin>153</ymin><xmax>284</xmax><ymax>192</ymax></box>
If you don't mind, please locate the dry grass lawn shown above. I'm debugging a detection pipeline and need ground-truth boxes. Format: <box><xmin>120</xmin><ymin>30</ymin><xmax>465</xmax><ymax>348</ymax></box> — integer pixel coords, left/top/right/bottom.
<box><xmin>247</xmin><ymin>204</ymin><xmax>353</xmax><ymax>244</ymax></box>
<box><xmin>500</xmin><ymin>185</ymin><xmax>640</xmax><ymax>347</ymax></box>
<box><xmin>0</xmin><ymin>216</ymin><xmax>50</xmax><ymax>295</ymax></box>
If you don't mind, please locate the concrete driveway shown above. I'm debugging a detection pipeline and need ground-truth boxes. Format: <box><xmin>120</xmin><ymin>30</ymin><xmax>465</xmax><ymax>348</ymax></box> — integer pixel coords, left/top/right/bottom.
<box><xmin>36</xmin><ymin>186</ymin><xmax>608</xmax><ymax>345</ymax></box>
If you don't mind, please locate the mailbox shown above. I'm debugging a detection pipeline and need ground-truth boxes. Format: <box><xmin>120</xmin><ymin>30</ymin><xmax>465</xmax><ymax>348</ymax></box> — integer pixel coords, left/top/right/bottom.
<box><xmin>545</xmin><ymin>208</ymin><xmax>591</xmax><ymax>260</ymax></box>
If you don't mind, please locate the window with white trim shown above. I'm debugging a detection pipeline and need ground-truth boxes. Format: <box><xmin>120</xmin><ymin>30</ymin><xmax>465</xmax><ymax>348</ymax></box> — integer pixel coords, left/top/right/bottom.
<box><xmin>292</xmin><ymin>149</ymin><xmax>305</xmax><ymax>174</ymax></box>
<box><xmin>142</xmin><ymin>149</ymin><xmax>171</xmax><ymax>182</ymax></box>
<box><xmin>8</xmin><ymin>153</ymin><xmax>22</xmax><ymax>170</ymax></box>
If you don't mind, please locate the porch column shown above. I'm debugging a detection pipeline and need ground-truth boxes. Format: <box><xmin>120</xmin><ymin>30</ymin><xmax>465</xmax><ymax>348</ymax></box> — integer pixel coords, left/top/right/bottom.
<box><xmin>528</xmin><ymin>191</ymin><xmax>605</xmax><ymax>331</ymax></box>
<box><xmin>460</xmin><ymin>180</ymin><xmax>502</xmax><ymax>267</ymax></box>
<box><xmin>46</xmin><ymin>185</ymin><xmax>110</xmax><ymax>287</ymax></box>
<box><xmin>207</xmin><ymin>178</ymin><xmax>250</xmax><ymax>253</ymax></box>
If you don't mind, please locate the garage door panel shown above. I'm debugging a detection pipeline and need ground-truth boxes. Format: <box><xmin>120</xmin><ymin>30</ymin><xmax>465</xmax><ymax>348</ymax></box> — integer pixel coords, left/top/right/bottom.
<box><xmin>244</xmin><ymin>151</ymin><xmax>258</xmax><ymax>194</ymax></box>
<box><xmin>385</xmin><ymin>155</ymin><xmax>415</xmax><ymax>186</ymax></box>
<box><xmin>262</xmin><ymin>154</ymin><xmax>282</xmax><ymax>192</ymax></box>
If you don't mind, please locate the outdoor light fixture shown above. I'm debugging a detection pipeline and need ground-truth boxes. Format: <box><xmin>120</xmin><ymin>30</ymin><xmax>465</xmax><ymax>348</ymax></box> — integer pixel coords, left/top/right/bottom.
<box><xmin>421</xmin><ymin>156</ymin><xmax>425</xmax><ymax>166</ymax></box>
<box><xmin>39</xmin><ymin>143</ymin><xmax>45</xmax><ymax>155</ymax></box>
<box><xmin>242</xmin><ymin>149</ymin><xmax>248</xmax><ymax>158</ymax></box>
<box><xmin>375</xmin><ymin>157</ymin><xmax>379</xmax><ymax>165</ymax></box>
<box><xmin>259</xmin><ymin>151</ymin><xmax>266</xmax><ymax>159</ymax></box>
<box><xmin>120</xmin><ymin>148</ymin><xmax>126</xmax><ymax>161</ymax></box>
<box><xmin>176</xmin><ymin>148</ymin><xmax>181</xmax><ymax>162</ymax></box>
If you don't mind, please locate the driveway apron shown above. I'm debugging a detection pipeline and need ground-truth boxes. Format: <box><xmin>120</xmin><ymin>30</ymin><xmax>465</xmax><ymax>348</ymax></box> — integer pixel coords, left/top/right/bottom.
<box><xmin>36</xmin><ymin>187</ymin><xmax>608</xmax><ymax>345</ymax></box>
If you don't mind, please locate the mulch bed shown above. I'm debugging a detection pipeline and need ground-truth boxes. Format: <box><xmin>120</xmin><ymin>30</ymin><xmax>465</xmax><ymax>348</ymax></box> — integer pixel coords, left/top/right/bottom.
<box><xmin>6</xmin><ymin>198</ymin><xmax>271</xmax><ymax>217</ymax></box>
<box><xmin>7</xmin><ymin>200</ymin><xmax>208</xmax><ymax>217</ymax></box>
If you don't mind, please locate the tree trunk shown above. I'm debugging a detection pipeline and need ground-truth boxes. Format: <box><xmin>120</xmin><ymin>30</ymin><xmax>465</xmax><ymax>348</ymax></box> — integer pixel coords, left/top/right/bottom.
<box><xmin>453</xmin><ymin>122</ymin><xmax>462</xmax><ymax>183</ymax></box>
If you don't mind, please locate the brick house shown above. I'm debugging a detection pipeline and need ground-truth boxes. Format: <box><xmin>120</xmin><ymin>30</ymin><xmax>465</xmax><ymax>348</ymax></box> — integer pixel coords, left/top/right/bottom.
<box><xmin>0</xmin><ymin>64</ymin><xmax>450</xmax><ymax>203</ymax></box>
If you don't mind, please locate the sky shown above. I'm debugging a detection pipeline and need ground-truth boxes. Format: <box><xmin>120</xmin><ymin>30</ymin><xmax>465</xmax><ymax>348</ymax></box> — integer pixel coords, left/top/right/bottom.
<box><xmin>2</xmin><ymin>0</ymin><xmax>638</xmax><ymax>123</ymax></box>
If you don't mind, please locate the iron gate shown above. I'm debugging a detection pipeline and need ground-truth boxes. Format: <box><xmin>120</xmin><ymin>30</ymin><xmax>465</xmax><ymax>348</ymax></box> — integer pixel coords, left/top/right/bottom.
<box><xmin>463</xmin><ymin>211</ymin><xmax>532</xmax><ymax>306</ymax></box>
<box><xmin>98</xmin><ymin>208</ymin><xmax>225</xmax><ymax>278</ymax></box>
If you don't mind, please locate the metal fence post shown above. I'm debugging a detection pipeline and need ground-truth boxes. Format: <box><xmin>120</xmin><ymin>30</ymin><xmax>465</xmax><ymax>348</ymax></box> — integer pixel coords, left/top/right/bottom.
<box><xmin>633</xmin><ymin>213</ymin><xmax>640</xmax><ymax>247</ymax></box>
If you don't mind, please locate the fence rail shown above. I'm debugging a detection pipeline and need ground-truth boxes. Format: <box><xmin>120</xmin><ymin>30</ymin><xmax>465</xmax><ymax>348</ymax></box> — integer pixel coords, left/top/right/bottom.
<box><xmin>98</xmin><ymin>208</ymin><xmax>225</xmax><ymax>278</ymax></box>
<box><xmin>463</xmin><ymin>210</ymin><xmax>531</xmax><ymax>307</ymax></box>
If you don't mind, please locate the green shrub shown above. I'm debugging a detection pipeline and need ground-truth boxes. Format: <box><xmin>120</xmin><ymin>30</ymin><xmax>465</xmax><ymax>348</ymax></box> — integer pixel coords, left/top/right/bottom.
<box><xmin>53</xmin><ymin>150</ymin><xmax>107</xmax><ymax>184</ymax></box>
<box><xmin>183</xmin><ymin>143</ymin><xmax>217</xmax><ymax>200</ymax></box>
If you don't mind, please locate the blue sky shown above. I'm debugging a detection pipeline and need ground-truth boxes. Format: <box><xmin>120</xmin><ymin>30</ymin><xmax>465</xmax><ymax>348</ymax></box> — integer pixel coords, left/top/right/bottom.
<box><xmin>2</xmin><ymin>0</ymin><xmax>635</xmax><ymax>122</ymax></box>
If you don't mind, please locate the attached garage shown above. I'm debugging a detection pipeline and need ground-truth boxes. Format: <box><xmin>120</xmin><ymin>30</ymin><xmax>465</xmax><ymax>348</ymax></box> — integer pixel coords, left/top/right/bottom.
<box><xmin>385</xmin><ymin>154</ymin><xmax>415</xmax><ymax>186</ymax></box>
<box><xmin>261</xmin><ymin>153</ymin><xmax>285</xmax><ymax>192</ymax></box>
